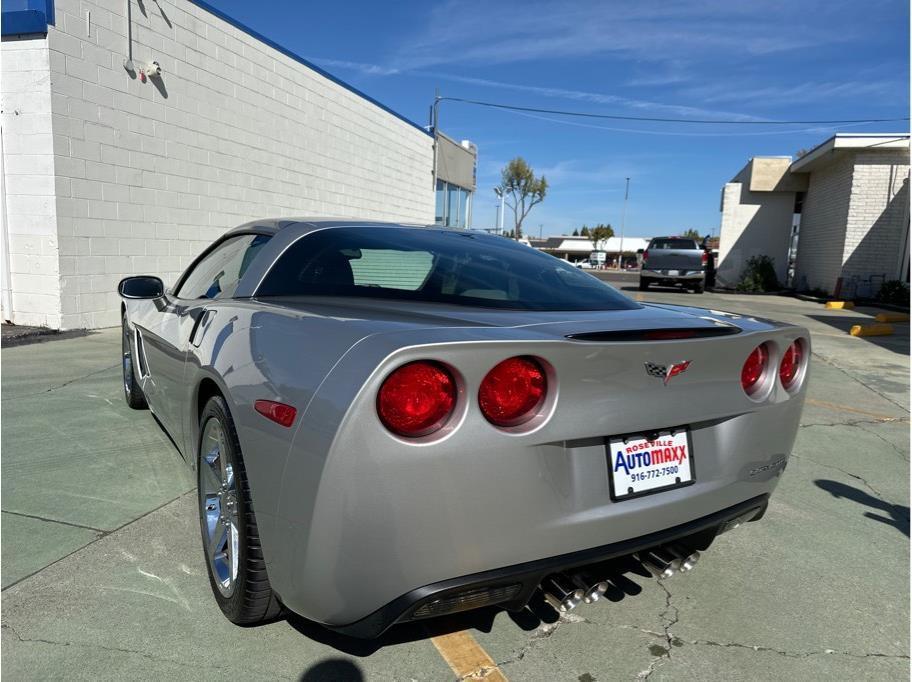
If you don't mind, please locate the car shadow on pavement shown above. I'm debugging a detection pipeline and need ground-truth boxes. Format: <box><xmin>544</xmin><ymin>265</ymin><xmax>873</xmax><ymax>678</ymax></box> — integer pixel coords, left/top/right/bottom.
<box><xmin>816</xmin><ymin>479</ymin><xmax>910</xmax><ymax>537</ymax></box>
<box><xmin>286</xmin><ymin>556</ymin><xmax>653</xmax><ymax>658</ymax></box>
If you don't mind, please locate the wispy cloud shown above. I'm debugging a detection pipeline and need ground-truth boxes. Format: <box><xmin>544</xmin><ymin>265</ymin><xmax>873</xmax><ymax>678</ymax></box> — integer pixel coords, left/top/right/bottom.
<box><xmin>306</xmin><ymin>58</ymin><xmax>769</xmax><ymax>122</ymax></box>
<box><xmin>683</xmin><ymin>79</ymin><xmax>900</xmax><ymax>106</ymax></box>
<box><xmin>308</xmin><ymin>57</ymin><xmax>401</xmax><ymax>77</ymax></box>
<box><xmin>430</xmin><ymin>73</ymin><xmax>767</xmax><ymax>122</ymax></box>
<box><xmin>389</xmin><ymin>0</ymin><xmax>846</xmax><ymax>70</ymax></box>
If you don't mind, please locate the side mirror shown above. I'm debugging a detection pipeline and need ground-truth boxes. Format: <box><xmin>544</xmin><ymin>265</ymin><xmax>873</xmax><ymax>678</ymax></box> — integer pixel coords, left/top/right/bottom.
<box><xmin>118</xmin><ymin>276</ymin><xmax>164</xmax><ymax>299</ymax></box>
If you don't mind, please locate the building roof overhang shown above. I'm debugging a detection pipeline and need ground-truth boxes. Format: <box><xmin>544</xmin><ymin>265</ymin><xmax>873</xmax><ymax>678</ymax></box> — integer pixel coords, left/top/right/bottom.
<box><xmin>789</xmin><ymin>133</ymin><xmax>910</xmax><ymax>173</ymax></box>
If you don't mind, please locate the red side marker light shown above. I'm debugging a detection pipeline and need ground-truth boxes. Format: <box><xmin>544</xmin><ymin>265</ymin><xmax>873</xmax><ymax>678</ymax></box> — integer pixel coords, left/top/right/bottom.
<box><xmin>255</xmin><ymin>400</ymin><xmax>297</xmax><ymax>427</ymax></box>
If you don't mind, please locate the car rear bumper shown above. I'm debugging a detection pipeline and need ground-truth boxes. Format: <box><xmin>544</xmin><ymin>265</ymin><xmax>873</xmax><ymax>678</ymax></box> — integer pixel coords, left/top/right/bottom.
<box><xmin>263</xmin><ymin>327</ymin><xmax>807</xmax><ymax>632</ymax></box>
<box><xmin>642</xmin><ymin>269</ymin><xmax>704</xmax><ymax>283</ymax></box>
<box><xmin>329</xmin><ymin>493</ymin><xmax>769</xmax><ymax>638</ymax></box>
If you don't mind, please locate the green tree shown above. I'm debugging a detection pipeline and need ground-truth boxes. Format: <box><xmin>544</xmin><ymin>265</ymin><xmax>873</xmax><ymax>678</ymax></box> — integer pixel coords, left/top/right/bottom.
<box><xmin>498</xmin><ymin>157</ymin><xmax>548</xmax><ymax>239</ymax></box>
<box><xmin>681</xmin><ymin>228</ymin><xmax>702</xmax><ymax>240</ymax></box>
<box><xmin>571</xmin><ymin>228</ymin><xmax>580</xmax><ymax>236</ymax></box>
<box><xmin>580</xmin><ymin>225</ymin><xmax>590</xmax><ymax>237</ymax></box>
<box><xmin>589</xmin><ymin>223</ymin><xmax>614</xmax><ymax>252</ymax></box>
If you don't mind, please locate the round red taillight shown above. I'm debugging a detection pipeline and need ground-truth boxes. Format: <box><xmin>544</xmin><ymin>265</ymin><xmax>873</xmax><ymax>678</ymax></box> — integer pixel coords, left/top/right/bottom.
<box><xmin>741</xmin><ymin>344</ymin><xmax>768</xmax><ymax>394</ymax></box>
<box><xmin>377</xmin><ymin>361</ymin><xmax>456</xmax><ymax>437</ymax></box>
<box><xmin>478</xmin><ymin>356</ymin><xmax>547</xmax><ymax>427</ymax></box>
<box><xmin>779</xmin><ymin>340</ymin><xmax>802</xmax><ymax>389</ymax></box>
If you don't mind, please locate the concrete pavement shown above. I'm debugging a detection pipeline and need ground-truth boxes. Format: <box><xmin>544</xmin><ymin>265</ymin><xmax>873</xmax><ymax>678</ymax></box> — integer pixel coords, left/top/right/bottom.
<box><xmin>1</xmin><ymin>287</ymin><xmax>908</xmax><ymax>680</ymax></box>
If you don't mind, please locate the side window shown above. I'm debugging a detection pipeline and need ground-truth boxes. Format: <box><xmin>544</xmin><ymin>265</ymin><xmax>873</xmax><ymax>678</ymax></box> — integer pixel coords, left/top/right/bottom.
<box><xmin>176</xmin><ymin>234</ymin><xmax>271</xmax><ymax>300</ymax></box>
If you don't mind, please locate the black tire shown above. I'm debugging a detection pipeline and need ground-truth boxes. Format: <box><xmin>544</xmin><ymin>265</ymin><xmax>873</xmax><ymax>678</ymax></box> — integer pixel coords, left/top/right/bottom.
<box><xmin>692</xmin><ymin>282</ymin><xmax>705</xmax><ymax>294</ymax></box>
<box><xmin>122</xmin><ymin>314</ymin><xmax>147</xmax><ymax>409</ymax></box>
<box><xmin>197</xmin><ymin>395</ymin><xmax>282</xmax><ymax>625</ymax></box>
<box><xmin>638</xmin><ymin>278</ymin><xmax>649</xmax><ymax>291</ymax></box>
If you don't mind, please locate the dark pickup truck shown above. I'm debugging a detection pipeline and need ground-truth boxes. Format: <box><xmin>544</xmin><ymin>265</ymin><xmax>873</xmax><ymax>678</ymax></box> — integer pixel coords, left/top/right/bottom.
<box><xmin>639</xmin><ymin>237</ymin><xmax>707</xmax><ymax>293</ymax></box>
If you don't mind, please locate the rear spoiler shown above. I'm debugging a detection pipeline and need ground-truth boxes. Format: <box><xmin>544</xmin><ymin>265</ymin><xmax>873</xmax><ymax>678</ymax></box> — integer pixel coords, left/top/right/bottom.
<box><xmin>566</xmin><ymin>327</ymin><xmax>740</xmax><ymax>342</ymax></box>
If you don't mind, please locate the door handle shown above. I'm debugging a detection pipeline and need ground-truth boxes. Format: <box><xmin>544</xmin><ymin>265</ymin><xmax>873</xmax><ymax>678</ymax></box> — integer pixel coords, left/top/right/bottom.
<box><xmin>189</xmin><ymin>309</ymin><xmax>215</xmax><ymax>347</ymax></box>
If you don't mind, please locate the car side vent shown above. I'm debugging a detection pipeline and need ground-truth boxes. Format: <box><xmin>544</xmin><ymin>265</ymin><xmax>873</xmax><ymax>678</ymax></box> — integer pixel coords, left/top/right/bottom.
<box><xmin>566</xmin><ymin>327</ymin><xmax>741</xmax><ymax>342</ymax></box>
<box><xmin>134</xmin><ymin>329</ymin><xmax>150</xmax><ymax>377</ymax></box>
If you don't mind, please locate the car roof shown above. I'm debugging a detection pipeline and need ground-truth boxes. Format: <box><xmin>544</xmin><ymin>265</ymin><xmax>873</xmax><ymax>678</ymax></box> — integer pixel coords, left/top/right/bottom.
<box><xmin>224</xmin><ymin>218</ymin><xmax>434</xmax><ymax>237</ymax></box>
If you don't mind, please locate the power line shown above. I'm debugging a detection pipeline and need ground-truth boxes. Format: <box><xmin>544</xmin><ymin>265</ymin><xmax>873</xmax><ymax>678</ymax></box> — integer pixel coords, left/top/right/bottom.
<box><xmin>437</xmin><ymin>96</ymin><xmax>910</xmax><ymax>125</ymax></box>
<box><xmin>501</xmin><ymin>107</ymin><xmax>891</xmax><ymax>138</ymax></box>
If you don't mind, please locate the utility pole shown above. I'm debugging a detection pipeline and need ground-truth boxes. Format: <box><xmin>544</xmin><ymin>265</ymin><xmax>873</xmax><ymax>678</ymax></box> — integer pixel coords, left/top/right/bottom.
<box><xmin>617</xmin><ymin>177</ymin><xmax>629</xmax><ymax>270</ymax></box>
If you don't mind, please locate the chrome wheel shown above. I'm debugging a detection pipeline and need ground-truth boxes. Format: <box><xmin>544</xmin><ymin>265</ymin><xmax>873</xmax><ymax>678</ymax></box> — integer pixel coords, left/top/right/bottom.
<box><xmin>199</xmin><ymin>417</ymin><xmax>239</xmax><ymax>598</ymax></box>
<box><xmin>122</xmin><ymin>322</ymin><xmax>133</xmax><ymax>398</ymax></box>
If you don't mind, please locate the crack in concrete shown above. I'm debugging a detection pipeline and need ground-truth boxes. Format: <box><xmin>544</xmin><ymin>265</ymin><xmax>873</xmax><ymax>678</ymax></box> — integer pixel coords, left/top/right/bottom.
<box><xmin>854</xmin><ymin>423</ymin><xmax>910</xmax><ymax>462</ymax></box>
<box><xmin>1</xmin><ymin>363</ymin><xmax>120</xmax><ymax>401</ymax></box>
<box><xmin>811</xmin><ymin>351</ymin><xmax>908</xmax><ymax>413</ymax></box>
<box><xmin>496</xmin><ymin>612</ymin><xmax>592</xmax><ymax>670</ymax></box>
<box><xmin>637</xmin><ymin>580</ymin><xmax>679</xmax><ymax>680</ymax></box>
<box><xmin>799</xmin><ymin>420</ymin><xmax>909</xmax><ymax>464</ymax></box>
<box><xmin>800</xmin><ymin>417</ymin><xmax>906</xmax><ymax>429</ymax></box>
<box><xmin>686</xmin><ymin>637</ymin><xmax>911</xmax><ymax>661</ymax></box>
<box><xmin>1</xmin><ymin>490</ymin><xmax>195</xmax><ymax>593</ymax></box>
<box><xmin>2</xmin><ymin>622</ymin><xmax>291</xmax><ymax>678</ymax></box>
<box><xmin>790</xmin><ymin>453</ymin><xmax>907</xmax><ymax>518</ymax></box>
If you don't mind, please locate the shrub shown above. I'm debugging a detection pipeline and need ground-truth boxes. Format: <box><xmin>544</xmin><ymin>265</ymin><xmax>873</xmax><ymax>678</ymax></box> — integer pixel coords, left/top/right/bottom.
<box><xmin>736</xmin><ymin>255</ymin><xmax>780</xmax><ymax>292</ymax></box>
<box><xmin>876</xmin><ymin>280</ymin><xmax>910</xmax><ymax>307</ymax></box>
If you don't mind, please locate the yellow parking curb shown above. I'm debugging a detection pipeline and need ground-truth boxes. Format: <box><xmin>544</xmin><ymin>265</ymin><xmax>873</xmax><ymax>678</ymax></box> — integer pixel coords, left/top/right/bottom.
<box><xmin>432</xmin><ymin>631</ymin><xmax>508</xmax><ymax>681</ymax></box>
<box><xmin>874</xmin><ymin>312</ymin><xmax>910</xmax><ymax>323</ymax></box>
<box><xmin>825</xmin><ymin>301</ymin><xmax>854</xmax><ymax>309</ymax></box>
<box><xmin>850</xmin><ymin>323</ymin><xmax>894</xmax><ymax>337</ymax></box>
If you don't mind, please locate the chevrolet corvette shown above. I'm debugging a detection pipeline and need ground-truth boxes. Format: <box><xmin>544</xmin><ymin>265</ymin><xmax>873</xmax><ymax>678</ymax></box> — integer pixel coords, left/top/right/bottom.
<box><xmin>118</xmin><ymin>219</ymin><xmax>808</xmax><ymax>637</ymax></box>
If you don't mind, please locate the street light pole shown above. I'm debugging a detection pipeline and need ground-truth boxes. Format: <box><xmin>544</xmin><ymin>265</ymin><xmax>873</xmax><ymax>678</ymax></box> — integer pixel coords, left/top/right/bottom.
<box><xmin>617</xmin><ymin>177</ymin><xmax>629</xmax><ymax>270</ymax></box>
<box><xmin>493</xmin><ymin>187</ymin><xmax>505</xmax><ymax>235</ymax></box>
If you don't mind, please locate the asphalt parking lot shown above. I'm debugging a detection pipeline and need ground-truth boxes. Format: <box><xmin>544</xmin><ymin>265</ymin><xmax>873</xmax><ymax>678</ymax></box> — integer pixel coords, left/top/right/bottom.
<box><xmin>2</xmin><ymin>282</ymin><xmax>909</xmax><ymax>680</ymax></box>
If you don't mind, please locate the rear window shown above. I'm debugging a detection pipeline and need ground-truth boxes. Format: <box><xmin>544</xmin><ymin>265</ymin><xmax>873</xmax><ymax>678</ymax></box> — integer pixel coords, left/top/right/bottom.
<box><xmin>649</xmin><ymin>238</ymin><xmax>700</xmax><ymax>250</ymax></box>
<box><xmin>256</xmin><ymin>226</ymin><xmax>639</xmax><ymax>311</ymax></box>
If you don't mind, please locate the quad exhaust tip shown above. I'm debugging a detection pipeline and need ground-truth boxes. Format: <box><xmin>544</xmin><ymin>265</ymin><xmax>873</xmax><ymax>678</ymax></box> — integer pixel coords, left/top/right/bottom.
<box><xmin>636</xmin><ymin>545</ymin><xmax>701</xmax><ymax>579</ymax></box>
<box><xmin>541</xmin><ymin>545</ymin><xmax>701</xmax><ymax>611</ymax></box>
<box><xmin>668</xmin><ymin>544</ymin><xmax>701</xmax><ymax>572</ymax></box>
<box><xmin>571</xmin><ymin>571</ymin><xmax>609</xmax><ymax>604</ymax></box>
<box><xmin>541</xmin><ymin>574</ymin><xmax>585</xmax><ymax>612</ymax></box>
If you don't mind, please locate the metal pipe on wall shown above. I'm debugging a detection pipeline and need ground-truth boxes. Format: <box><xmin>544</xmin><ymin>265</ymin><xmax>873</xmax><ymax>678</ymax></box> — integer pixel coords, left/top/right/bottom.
<box><xmin>1</xmin><ymin>128</ymin><xmax>14</xmax><ymax>322</ymax></box>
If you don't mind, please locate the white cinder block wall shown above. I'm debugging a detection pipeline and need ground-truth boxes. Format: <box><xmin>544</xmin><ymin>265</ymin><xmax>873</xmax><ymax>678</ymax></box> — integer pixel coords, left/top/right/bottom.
<box><xmin>1</xmin><ymin>36</ymin><xmax>62</xmax><ymax>328</ymax></box>
<box><xmin>794</xmin><ymin>152</ymin><xmax>910</xmax><ymax>293</ymax></box>
<box><xmin>841</xmin><ymin>151</ymin><xmax>909</xmax><ymax>283</ymax></box>
<box><xmin>4</xmin><ymin>0</ymin><xmax>435</xmax><ymax>329</ymax></box>
<box><xmin>716</xmin><ymin>180</ymin><xmax>795</xmax><ymax>287</ymax></box>
<box><xmin>791</xmin><ymin>156</ymin><xmax>854</xmax><ymax>293</ymax></box>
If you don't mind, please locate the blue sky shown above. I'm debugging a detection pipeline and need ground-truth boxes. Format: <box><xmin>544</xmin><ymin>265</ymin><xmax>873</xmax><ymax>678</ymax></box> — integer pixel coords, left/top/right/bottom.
<box><xmin>209</xmin><ymin>0</ymin><xmax>908</xmax><ymax>237</ymax></box>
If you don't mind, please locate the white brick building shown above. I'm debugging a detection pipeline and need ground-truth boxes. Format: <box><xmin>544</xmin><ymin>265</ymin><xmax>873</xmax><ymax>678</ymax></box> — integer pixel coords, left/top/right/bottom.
<box><xmin>717</xmin><ymin>134</ymin><xmax>910</xmax><ymax>296</ymax></box>
<box><xmin>1</xmin><ymin>0</ymin><xmax>475</xmax><ymax>329</ymax></box>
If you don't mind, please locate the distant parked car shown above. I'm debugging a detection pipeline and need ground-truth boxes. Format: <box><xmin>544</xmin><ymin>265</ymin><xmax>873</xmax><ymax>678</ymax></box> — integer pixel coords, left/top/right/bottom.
<box><xmin>640</xmin><ymin>237</ymin><xmax>707</xmax><ymax>293</ymax></box>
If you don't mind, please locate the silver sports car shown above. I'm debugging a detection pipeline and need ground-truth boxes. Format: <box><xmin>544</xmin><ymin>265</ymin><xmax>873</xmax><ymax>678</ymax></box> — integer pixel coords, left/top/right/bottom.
<box><xmin>118</xmin><ymin>219</ymin><xmax>808</xmax><ymax>637</ymax></box>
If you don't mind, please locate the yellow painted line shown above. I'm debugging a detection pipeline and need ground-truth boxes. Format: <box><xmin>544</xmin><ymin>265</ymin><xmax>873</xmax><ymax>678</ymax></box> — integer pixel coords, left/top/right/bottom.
<box><xmin>805</xmin><ymin>398</ymin><xmax>905</xmax><ymax>422</ymax></box>
<box><xmin>825</xmin><ymin>301</ymin><xmax>855</xmax><ymax>309</ymax></box>
<box><xmin>875</xmin><ymin>312</ymin><xmax>910</xmax><ymax>323</ymax></box>
<box><xmin>850</xmin><ymin>323</ymin><xmax>893</xmax><ymax>337</ymax></box>
<box><xmin>634</xmin><ymin>293</ymin><xmax>645</xmax><ymax>302</ymax></box>
<box><xmin>432</xmin><ymin>631</ymin><xmax>508</xmax><ymax>681</ymax></box>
